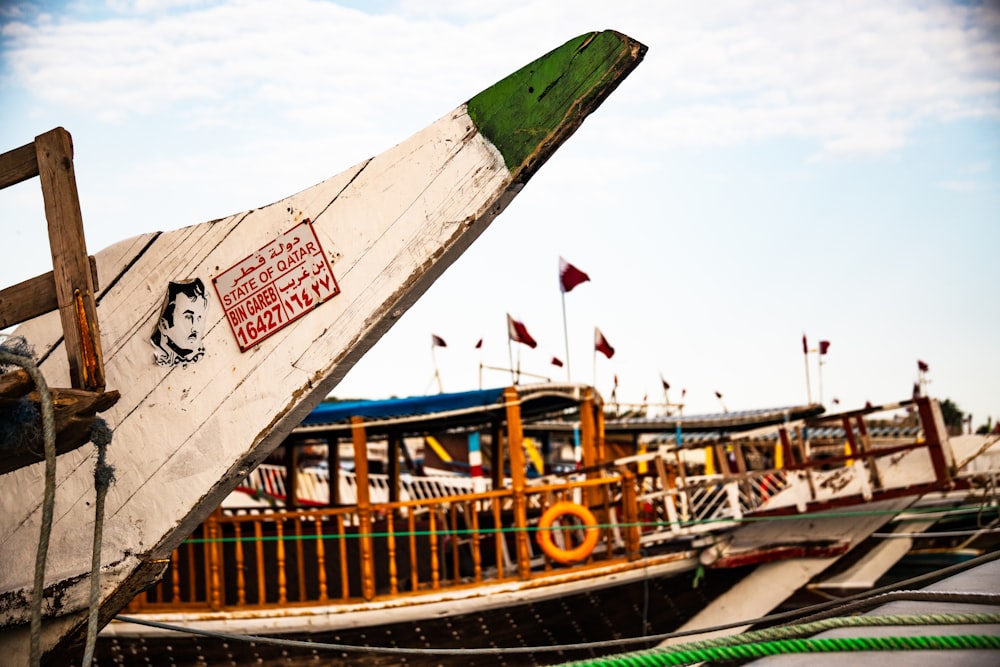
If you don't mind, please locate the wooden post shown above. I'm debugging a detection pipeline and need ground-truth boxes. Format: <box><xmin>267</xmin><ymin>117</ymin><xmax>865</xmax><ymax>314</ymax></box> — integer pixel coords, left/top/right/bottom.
<box><xmin>285</xmin><ymin>441</ymin><xmax>298</xmax><ymax>509</ymax></box>
<box><xmin>841</xmin><ymin>417</ymin><xmax>860</xmax><ymax>464</ymax></box>
<box><xmin>778</xmin><ymin>427</ymin><xmax>794</xmax><ymax>467</ymax></box>
<box><xmin>916</xmin><ymin>397</ymin><xmax>953</xmax><ymax>486</ymax></box>
<box><xmin>351</xmin><ymin>416</ymin><xmax>375</xmax><ymax>600</ymax></box>
<box><xmin>34</xmin><ymin>128</ymin><xmax>105</xmax><ymax>391</ymax></box>
<box><xmin>855</xmin><ymin>415</ymin><xmax>882</xmax><ymax>489</ymax></box>
<box><xmin>504</xmin><ymin>386</ymin><xmax>531</xmax><ymax>580</ymax></box>
<box><xmin>620</xmin><ymin>468</ymin><xmax>641</xmax><ymax>561</ymax></box>
<box><xmin>388</xmin><ymin>431</ymin><xmax>401</xmax><ymax>506</ymax></box>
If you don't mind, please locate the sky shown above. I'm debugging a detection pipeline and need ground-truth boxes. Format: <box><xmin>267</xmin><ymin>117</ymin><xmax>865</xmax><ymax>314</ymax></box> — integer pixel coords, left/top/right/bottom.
<box><xmin>1</xmin><ymin>0</ymin><xmax>998</xmax><ymax>428</ymax></box>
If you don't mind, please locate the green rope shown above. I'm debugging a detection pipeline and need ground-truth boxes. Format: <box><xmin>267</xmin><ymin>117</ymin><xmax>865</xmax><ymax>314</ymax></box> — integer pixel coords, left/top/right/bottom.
<box><xmin>559</xmin><ymin>635</ymin><xmax>1000</xmax><ymax>666</ymax></box>
<box><xmin>1</xmin><ymin>345</ymin><xmax>57</xmax><ymax>667</ymax></box>
<box><xmin>554</xmin><ymin>613</ymin><xmax>1000</xmax><ymax>666</ymax></box>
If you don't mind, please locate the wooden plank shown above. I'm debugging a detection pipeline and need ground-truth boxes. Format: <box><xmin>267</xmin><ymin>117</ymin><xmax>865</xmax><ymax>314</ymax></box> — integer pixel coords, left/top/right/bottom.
<box><xmin>34</xmin><ymin>128</ymin><xmax>105</xmax><ymax>391</ymax></box>
<box><xmin>0</xmin><ymin>387</ymin><xmax>120</xmax><ymax>475</ymax></box>
<box><xmin>0</xmin><ymin>257</ymin><xmax>100</xmax><ymax>329</ymax></box>
<box><xmin>0</xmin><ymin>140</ymin><xmax>39</xmax><ymax>190</ymax></box>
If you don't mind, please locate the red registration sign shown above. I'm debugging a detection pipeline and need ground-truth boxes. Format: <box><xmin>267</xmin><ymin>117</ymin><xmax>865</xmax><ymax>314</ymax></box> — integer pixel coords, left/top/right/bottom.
<box><xmin>213</xmin><ymin>221</ymin><xmax>340</xmax><ymax>351</ymax></box>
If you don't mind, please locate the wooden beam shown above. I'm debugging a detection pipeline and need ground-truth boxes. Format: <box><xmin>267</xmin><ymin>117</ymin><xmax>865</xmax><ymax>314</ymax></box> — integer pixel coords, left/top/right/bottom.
<box><xmin>0</xmin><ymin>256</ymin><xmax>99</xmax><ymax>329</ymax></box>
<box><xmin>0</xmin><ymin>140</ymin><xmax>39</xmax><ymax>189</ymax></box>
<box><xmin>0</xmin><ymin>387</ymin><xmax>120</xmax><ymax>475</ymax></box>
<box><xmin>34</xmin><ymin>128</ymin><xmax>105</xmax><ymax>391</ymax></box>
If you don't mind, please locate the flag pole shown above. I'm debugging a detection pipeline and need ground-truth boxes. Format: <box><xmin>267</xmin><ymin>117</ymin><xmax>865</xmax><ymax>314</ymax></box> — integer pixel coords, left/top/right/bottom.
<box><xmin>592</xmin><ymin>327</ymin><xmax>597</xmax><ymax>389</ymax></box>
<box><xmin>561</xmin><ymin>290</ymin><xmax>571</xmax><ymax>381</ymax></box>
<box><xmin>802</xmin><ymin>333</ymin><xmax>813</xmax><ymax>404</ymax></box>
<box><xmin>818</xmin><ymin>352</ymin><xmax>824</xmax><ymax>406</ymax></box>
<box><xmin>431</xmin><ymin>342</ymin><xmax>443</xmax><ymax>393</ymax></box>
<box><xmin>507</xmin><ymin>337</ymin><xmax>515</xmax><ymax>385</ymax></box>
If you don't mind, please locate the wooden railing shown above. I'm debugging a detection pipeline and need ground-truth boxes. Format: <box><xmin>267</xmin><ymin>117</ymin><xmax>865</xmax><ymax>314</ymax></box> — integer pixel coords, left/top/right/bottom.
<box><xmin>126</xmin><ymin>398</ymin><xmax>970</xmax><ymax>614</ymax></box>
<box><xmin>128</xmin><ymin>474</ymin><xmax>642</xmax><ymax>612</ymax></box>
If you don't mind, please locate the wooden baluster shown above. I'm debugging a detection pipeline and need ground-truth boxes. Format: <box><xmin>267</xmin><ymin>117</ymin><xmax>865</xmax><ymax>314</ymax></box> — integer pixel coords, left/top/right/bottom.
<box><xmin>315</xmin><ymin>517</ymin><xmax>328</xmax><ymax>602</ymax></box>
<box><xmin>408</xmin><ymin>512</ymin><xmax>419</xmax><ymax>592</ymax></box>
<box><xmin>276</xmin><ymin>519</ymin><xmax>287</xmax><ymax>604</ymax></box>
<box><xmin>234</xmin><ymin>522</ymin><xmax>246</xmax><ymax>606</ymax></box>
<box><xmin>170</xmin><ymin>548</ymin><xmax>181</xmax><ymax>604</ymax></box>
<box><xmin>206</xmin><ymin>511</ymin><xmax>222</xmax><ymax>610</ymax></box>
<box><xmin>186</xmin><ymin>538</ymin><xmax>197</xmax><ymax>603</ymax></box>
<box><xmin>429</xmin><ymin>508</ymin><xmax>440</xmax><ymax>590</ymax></box>
<box><xmin>469</xmin><ymin>501</ymin><xmax>482</xmax><ymax>583</ymax></box>
<box><xmin>492</xmin><ymin>497</ymin><xmax>505</xmax><ymax>577</ymax></box>
<box><xmin>337</xmin><ymin>515</ymin><xmax>350</xmax><ymax>600</ymax></box>
<box><xmin>254</xmin><ymin>521</ymin><xmax>266</xmax><ymax>604</ymax></box>
<box><xmin>450</xmin><ymin>505</ymin><xmax>460</xmax><ymax>584</ymax></box>
<box><xmin>294</xmin><ymin>517</ymin><xmax>306</xmax><ymax>601</ymax></box>
<box><xmin>386</xmin><ymin>512</ymin><xmax>398</xmax><ymax>595</ymax></box>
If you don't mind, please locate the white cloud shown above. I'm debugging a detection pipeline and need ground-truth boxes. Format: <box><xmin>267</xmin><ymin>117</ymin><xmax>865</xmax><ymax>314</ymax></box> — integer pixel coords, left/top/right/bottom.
<box><xmin>2</xmin><ymin>1</ymin><xmax>997</xmax><ymax>158</ymax></box>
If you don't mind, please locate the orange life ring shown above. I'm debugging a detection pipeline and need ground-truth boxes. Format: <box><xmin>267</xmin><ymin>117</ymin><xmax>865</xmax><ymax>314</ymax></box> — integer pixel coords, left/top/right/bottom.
<box><xmin>536</xmin><ymin>501</ymin><xmax>599</xmax><ymax>564</ymax></box>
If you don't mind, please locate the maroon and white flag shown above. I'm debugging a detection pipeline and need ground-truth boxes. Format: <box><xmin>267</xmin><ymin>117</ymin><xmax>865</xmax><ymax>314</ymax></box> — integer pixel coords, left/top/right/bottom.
<box><xmin>431</xmin><ymin>334</ymin><xmax>447</xmax><ymax>348</ymax></box>
<box><xmin>507</xmin><ymin>314</ymin><xmax>538</xmax><ymax>348</ymax></box>
<box><xmin>559</xmin><ymin>256</ymin><xmax>591</xmax><ymax>293</ymax></box>
<box><xmin>551</xmin><ymin>356</ymin><xmax>564</xmax><ymax>367</ymax></box>
<box><xmin>594</xmin><ymin>327</ymin><xmax>615</xmax><ymax>359</ymax></box>
<box><xmin>819</xmin><ymin>340</ymin><xmax>830</xmax><ymax>355</ymax></box>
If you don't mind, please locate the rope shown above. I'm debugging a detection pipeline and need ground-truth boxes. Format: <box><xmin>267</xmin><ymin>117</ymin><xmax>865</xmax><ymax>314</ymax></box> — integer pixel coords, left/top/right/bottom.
<box><xmin>113</xmin><ymin>612</ymin><xmax>1000</xmax><ymax>658</ymax></box>
<box><xmin>557</xmin><ymin>634</ymin><xmax>1000</xmax><ymax>666</ymax></box>
<box><xmin>82</xmin><ymin>418</ymin><xmax>114</xmax><ymax>667</ymax></box>
<box><xmin>0</xmin><ymin>344</ymin><xmax>56</xmax><ymax>667</ymax></box>
<box><xmin>554</xmin><ymin>610</ymin><xmax>1000</xmax><ymax>666</ymax></box>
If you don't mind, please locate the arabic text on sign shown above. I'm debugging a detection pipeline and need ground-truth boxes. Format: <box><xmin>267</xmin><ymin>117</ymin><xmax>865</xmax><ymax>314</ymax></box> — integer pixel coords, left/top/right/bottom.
<box><xmin>213</xmin><ymin>221</ymin><xmax>340</xmax><ymax>351</ymax></box>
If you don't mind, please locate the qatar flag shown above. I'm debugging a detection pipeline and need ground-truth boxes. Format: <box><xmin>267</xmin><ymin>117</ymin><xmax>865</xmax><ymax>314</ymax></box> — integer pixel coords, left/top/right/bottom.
<box><xmin>431</xmin><ymin>334</ymin><xmax>447</xmax><ymax>348</ymax></box>
<box><xmin>507</xmin><ymin>314</ymin><xmax>538</xmax><ymax>349</ymax></box>
<box><xmin>594</xmin><ymin>327</ymin><xmax>615</xmax><ymax>359</ymax></box>
<box><xmin>559</xmin><ymin>256</ymin><xmax>590</xmax><ymax>293</ymax></box>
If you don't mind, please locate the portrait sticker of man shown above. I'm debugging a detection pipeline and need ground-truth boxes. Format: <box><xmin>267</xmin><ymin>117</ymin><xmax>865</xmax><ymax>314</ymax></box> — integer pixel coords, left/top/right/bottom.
<box><xmin>151</xmin><ymin>278</ymin><xmax>208</xmax><ymax>367</ymax></box>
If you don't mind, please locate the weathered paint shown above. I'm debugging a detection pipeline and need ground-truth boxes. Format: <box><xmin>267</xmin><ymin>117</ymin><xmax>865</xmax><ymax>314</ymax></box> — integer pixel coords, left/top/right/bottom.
<box><xmin>0</xmin><ymin>31</ymin><xmax>646</xmax><ymax>660</ymax></box>
<box><xmin>468</xmin><ymin>31</ymin><xmax>646</xmax><ymax>176</ymax></box>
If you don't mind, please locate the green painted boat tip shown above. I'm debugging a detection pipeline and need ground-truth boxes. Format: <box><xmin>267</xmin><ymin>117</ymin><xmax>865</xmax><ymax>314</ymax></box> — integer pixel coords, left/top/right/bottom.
<box><xmin>467</xmin><ymin>30</ymin><xmax>647</xmax><ymax>178</ymax></box>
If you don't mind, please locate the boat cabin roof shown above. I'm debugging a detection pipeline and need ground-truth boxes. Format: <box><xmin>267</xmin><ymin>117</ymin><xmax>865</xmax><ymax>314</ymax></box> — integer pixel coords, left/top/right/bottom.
<box><xmin>293</xmin><ymin>382</ymin><xmax>593</xmax><ymax>440</ymax></box>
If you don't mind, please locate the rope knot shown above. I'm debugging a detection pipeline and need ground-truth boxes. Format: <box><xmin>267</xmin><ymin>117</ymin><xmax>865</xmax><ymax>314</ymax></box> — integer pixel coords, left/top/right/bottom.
<box><xmin>92</xmin><ymin>418</ymin><xmax>115</xmax><ymax>489</ymax></box>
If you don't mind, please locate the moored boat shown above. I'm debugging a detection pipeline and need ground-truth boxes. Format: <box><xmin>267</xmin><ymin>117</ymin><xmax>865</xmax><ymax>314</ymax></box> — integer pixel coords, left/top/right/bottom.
<box><xmin>0</xmin><ymin>30</ymin><xmax>648</xmax><ymax>664</ymax></box>
<box><xmin>94</xmin><ymin>384</ymin><xmax>999</xmax><ymax>666</ymax></box>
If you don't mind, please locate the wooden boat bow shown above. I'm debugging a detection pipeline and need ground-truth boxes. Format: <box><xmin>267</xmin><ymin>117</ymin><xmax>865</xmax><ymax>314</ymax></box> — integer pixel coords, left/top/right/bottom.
<box><xmin>0</xmin><ymin>30</ymin><xmax>646</xmax><ymax>662</ymax></box>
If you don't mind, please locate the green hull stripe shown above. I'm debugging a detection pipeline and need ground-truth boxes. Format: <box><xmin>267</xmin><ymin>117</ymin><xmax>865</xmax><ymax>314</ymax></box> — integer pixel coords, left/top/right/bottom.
<box><xmin>467</xmin><ymin>30</ymin><xmax>646</xmax><ymax>178</ymax></box>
